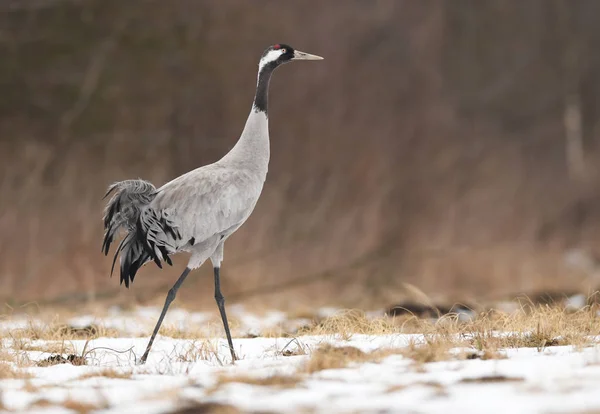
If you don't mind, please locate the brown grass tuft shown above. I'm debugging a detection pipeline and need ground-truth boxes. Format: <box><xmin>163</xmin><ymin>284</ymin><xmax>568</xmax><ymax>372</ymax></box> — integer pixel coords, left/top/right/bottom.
<box><xmin>400</xmin><ymin>337</ymin><xmax>453</xmax><ymax>364</ymax></box>
<box><xmin>304</xmin><ymin>344</ymin><xmax>371</xmax><ymax>373</ymax></box>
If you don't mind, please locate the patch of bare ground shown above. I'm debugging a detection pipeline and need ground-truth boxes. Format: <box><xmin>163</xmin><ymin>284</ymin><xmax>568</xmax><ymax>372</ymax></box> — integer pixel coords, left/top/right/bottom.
<box><xmin>29</xmin><ymin>396</ymin><xmax>108</xmax><ymax>413</ymax></box>
<box><xmin>170</xmin><ymin>402</ymin><xmax>241</xmax><ymax>414</ymax></box>
<box><xmin>214</xmin><ymin>373</ymin><xmax>303</xmax><ymax>389</ymax></box>
<box><xmin>386</xmin><ymin>381</ymin><xmax>447</xmax><ymax>394</ymax></box>
<box><xmin>459</xmin><ymin>375</ymin><xmax>524</xmax><ymax>384</ymax></box>
<box><xmin>28</xmin><ymin>398</ymin><xmax>54</xmax><ymax>408</ymax></box>
<box><xmin>62</xmin><ymin>399</ymin><xmax>109</xmax><ymax>414</ymax></box>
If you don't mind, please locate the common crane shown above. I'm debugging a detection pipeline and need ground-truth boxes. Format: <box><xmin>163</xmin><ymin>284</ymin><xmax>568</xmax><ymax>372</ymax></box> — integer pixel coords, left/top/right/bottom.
<box><xmin>102</xmin><ymin>44</ymin><xmax>323</xmax><ymax>364</ymax></box>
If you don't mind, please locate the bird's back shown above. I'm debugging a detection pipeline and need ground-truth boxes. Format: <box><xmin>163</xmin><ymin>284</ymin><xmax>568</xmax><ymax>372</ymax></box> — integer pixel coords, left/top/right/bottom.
<box><xmin>153</xmin><ymin>161</ymin><xmax>266</xmax><ymax>249</ymax></box>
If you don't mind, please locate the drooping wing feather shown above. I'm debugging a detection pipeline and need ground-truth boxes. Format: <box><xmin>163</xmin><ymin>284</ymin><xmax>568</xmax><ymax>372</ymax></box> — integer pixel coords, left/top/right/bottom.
<box><xmin>102</xmin><ymin>179</ymin><xmax>157</xmax><ymax>255</ymax></box>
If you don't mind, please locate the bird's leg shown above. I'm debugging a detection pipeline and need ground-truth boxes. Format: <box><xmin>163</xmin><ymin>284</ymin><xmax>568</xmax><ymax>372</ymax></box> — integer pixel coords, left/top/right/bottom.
<box><xmin>139</xmin><ymin>267</ymin><xmax>191</xmax><ymax>365</ymax></box>
<box><xmin>214</xmin><ymin>266</ymin><xmax>237</xmax><ymax>362</ymax></box>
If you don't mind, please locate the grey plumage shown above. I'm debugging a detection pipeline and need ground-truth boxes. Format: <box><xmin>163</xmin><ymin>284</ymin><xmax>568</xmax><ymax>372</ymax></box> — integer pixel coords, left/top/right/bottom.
<box><xmin>102</xmin><ymin>113</ymin><xmax>268</xmax><ymax>287</ymax></box>
<box><xmin>101</xmin><ymin>44</ymin><xmax>322</xmax><ymax>364</ymax></box>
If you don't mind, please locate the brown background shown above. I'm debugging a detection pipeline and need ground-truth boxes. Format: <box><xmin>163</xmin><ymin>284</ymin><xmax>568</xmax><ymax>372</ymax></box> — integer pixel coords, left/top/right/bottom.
<box><xmin>2</xmin><ymin>0</ymin><xmax>600</xmax><ymax>310</ymax></box>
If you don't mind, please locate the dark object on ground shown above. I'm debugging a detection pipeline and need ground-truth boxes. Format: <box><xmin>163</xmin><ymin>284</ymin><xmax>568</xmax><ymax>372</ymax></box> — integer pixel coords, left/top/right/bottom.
<box><xmin>37</xmin><ymin>354</ymin><xmax>86</xmax><ymax>367</ymax></box>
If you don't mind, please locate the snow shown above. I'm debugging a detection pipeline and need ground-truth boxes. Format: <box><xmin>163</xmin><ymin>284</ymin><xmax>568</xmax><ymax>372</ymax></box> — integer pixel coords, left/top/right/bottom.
<box><xmin>1</xmin><ymin>308</ymin><xmax>600</xmax><ymax>413</ymax></box>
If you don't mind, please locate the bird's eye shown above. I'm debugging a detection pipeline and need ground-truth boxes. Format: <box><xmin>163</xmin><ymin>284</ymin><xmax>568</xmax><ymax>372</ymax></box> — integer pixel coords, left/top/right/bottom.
<box><xmin>281</xmin><ymin>48</ymin><xmax>287</xmax><ymax>53</ymax></box>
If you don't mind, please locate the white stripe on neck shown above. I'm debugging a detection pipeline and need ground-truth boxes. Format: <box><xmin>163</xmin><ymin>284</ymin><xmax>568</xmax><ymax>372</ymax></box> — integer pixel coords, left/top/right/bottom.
<box><xmin>258</xmin><ymin>49</ymin><xmax>284</xmax><ymax>73</ymax></box>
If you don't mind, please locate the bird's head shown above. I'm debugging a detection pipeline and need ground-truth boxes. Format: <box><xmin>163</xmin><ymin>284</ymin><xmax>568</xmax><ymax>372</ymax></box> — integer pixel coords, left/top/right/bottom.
<box><xmin>258</xmin><ymin>44</ymin><xmax>323</xmax><ymax>72</ymax></box>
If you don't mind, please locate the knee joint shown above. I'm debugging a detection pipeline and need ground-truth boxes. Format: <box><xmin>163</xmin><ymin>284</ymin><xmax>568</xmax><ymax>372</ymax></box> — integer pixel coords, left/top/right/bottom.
<box><xmin>214</xmin><ymin>292</ymin><xmax>224</xmax><ymax>303</ymax></box>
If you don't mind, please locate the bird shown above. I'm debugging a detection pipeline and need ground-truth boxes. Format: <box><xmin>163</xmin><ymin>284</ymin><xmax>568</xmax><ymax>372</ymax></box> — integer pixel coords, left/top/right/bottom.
<box><xmin>101</xmin><ymin>44</ymin><xmax>323</xmax><ymax>364</ymax></box>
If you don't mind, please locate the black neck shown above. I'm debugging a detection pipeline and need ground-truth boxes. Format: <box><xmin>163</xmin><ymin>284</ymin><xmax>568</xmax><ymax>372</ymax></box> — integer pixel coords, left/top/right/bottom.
<box><xmin>253</xmin><ymin>62</ymin><xmax>277</xmax><ymax>113</ymax></box>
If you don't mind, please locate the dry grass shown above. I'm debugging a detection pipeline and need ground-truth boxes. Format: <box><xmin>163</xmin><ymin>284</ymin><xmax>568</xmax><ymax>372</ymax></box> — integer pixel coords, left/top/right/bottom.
<box><xmin>0</xmin><ymin>349</ymin><xmax>16</xmax><ymax>363</ymax></box>
<box><xmin>175</xmin><ymin>340</ymin><xmax>223</xmax><ymax>364</ymax></box>
<box><xmin>304</xmin><ymin>344</ymin><xmax>365</xmax><ymax>372</ymax></box>
<box><xmin>299</xmin><ymin>309</ymin><xmax>400</xmax><ymax>339</ymax></box>
<box><xmin>301</xmin><ymin>340</ymin><xmax>496</xmax><ymax>374</ymax></box>
<box><xmin>6</xmin><ymin>319</ymin><xmax>120</xmax><ymax>342</ymax></box>
<box><xmin>0</xmin><ymin>362</ymin><xmax>31</xmax><ymax>379</ymax></box>
<box><xmin>301</xmin><ymin>342</ymin><xmax>450</xmax><ymax>373</ymax></box>
<box><xmin>294</xmin><ymin>305</ymin><xmax>600</xmax><ymax>370</ymax></box>
<box><xmin>21</xmin><ymin>340</ymin><xmax>75</xmax><ymax>355</ymax></box>
<box><xmin>278</xmin><ymin>338</ymin><xmax>309</xmax><ymax>357</ymax></box>
<box><xmin>247</xmin><ymin>326</ymin><xmax>288</xmax><ymax>338</ymax></box>
<box><xmin>27</xmin><ymin>396</ymin><xmax>109</xmax><ymax>413</ymax></box>
<box><xmin>303</xmin><ymin>344</ymin><xmax>399</xmax><ymax>373</ymax></box>
<box><xmin>157</xmin><ymin>325</ymin><xmax>209</xmax><ymax>340</ymax></box>
<box><xmin>386</xmin><ymin>381</ymin><xmax>447</xmax><ymax>394</ymax></box>
<box><xmin>465</xmin><ymin>306</ymin><xmax>599</xmax><ymax>353</ymax></box>
<box><xmin>78</xmin><ymin>368</ymin><xmax>132</xmax><ymax>380</ymax></box>
<box><xmin>153</xmin><ymin>316</ymin><xmax>243</xmax><ymax>340</ymax></box>
<box><xmin>29</xmin><ymin>398</ymin><xmax>53</xmax><ymax>408</ymax></box>
<box><xmin>400</xmin><ymin>337</ymin><xmax>454</xmax><ymax>364</ymax></box>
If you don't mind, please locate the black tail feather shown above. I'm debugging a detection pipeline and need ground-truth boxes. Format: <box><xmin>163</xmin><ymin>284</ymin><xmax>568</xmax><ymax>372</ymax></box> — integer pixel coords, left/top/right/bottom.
<box><xmin>116</xmin><ymin>217</ymin><xmax>175</xmax><ymax>288</ymax></box>
<box><xmin>111</xmin><ymin>235</ymin><xmax>129</xmax><ymax>277</ymax></box>
<box><xmin>102</xmin><ymin>179</ymin><xmax>181</xmax><ymax>288</ymax></box>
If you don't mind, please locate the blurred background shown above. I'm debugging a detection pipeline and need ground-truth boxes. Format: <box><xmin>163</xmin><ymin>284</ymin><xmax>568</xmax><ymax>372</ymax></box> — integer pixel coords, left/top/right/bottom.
<box><xmin>2</xmin><ymin>0</ymin><xmax>600</xmax><ymax>311</ymax></box>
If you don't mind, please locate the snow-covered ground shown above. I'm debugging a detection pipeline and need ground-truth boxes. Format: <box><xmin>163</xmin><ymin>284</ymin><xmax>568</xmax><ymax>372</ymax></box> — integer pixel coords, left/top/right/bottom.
<box><xmin>1</xmin><ymin>307</ymin><xmax>600</xmax><ymax>413</ymax></box>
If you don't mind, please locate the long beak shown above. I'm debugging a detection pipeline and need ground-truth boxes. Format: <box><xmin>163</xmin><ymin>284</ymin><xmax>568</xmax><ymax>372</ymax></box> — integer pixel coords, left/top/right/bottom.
<box><xmin>292</xmin><ymin>50</ymin><xmax>324</xmax><ymax>61</ymax></box>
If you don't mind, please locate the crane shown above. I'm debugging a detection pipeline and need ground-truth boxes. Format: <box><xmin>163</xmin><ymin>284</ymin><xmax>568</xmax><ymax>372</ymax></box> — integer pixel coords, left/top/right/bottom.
<box><xmin>102</xmin><ymin>44</ymin><xmax>323</xmax><ymax>364</ymax></box>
